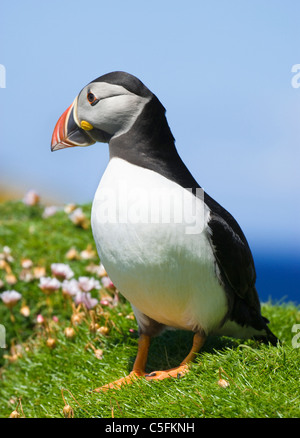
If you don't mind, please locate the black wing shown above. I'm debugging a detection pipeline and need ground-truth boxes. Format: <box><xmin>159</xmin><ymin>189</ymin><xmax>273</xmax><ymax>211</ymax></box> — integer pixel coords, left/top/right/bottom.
<box><xmin>204</xmin><ymin>192</ymin><xmax>267</xmax><ymax>330</ymax></box>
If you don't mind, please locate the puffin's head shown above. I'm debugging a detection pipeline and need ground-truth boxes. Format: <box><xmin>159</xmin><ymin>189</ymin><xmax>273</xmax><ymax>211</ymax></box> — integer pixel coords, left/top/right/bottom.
<box><xmin>51</xmin><ymin>71</ymin><xmax>152</xmax><ymax>151</ymax></box>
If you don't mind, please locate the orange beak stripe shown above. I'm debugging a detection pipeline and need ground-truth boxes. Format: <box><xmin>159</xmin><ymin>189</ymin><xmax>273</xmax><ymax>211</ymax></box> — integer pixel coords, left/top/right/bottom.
<box><xmin>51</xmin><ymin>103</ymin><xmax>74</xmax><ymax>149</ymax></box>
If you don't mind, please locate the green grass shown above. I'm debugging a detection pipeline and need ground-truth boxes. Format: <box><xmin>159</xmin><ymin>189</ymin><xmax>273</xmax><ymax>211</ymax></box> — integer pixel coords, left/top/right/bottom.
<box><xmin>0</xmin><ymin>200</ymin><xmax>299</xmax><ymax>418</ymax></box>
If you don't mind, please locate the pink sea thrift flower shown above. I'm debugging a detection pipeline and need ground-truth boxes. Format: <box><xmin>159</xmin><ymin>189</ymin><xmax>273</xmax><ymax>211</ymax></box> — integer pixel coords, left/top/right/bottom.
<box><xmin>68</xmin><ymin>208</ymin><xmax>90</xmax><ymax>229</ymax></box>
<box><xmin>100</xmin><ymin>298</ymin><xmax>111</xmax><ymax>306</ymax></box>
<box><xmin>74</xmin><ymin>292</ymin><xmax>98</xmax><ymax>309</ymax></box>
<box><xmin>21</xmin><ymin>258</ymin><xmax>33</xmax><ymax>269</ymax></box>
<box><xmin>61</xmin><ymin>279</ymin><xmax>80</xmax><ymax>297</ymax></box>
<box><xmin>39</xmin><ymin>277</ymin><xmax>61</xmax><ymax>294</ymax></box>
<box><xmin>64</xmin><ymin>203</ymin><xmax>76</xmax><ymax>214</ymax></box>
<box><xmin>79</xmin><ymin>245</ymin><xmax>96</xmax><ymax>260</ymax></box>
<box><xmin>69</xmin><ymin>208</ymin><xmax>85</xmax><ymax>225</ymax></box>
<box><xmin>78</xmin><ymin>276</ymin><xmax>100</xmax><ymax>292</ymax></box>
<box><xmin>42</xmin><ymin>206</ymin><xmax>60</xmax><ymax>218</ymax></box>
<box><xmin>33</xmin><ymin>266</ymin><xmax>46</xmax><ymax>279</ymax></box>
<box><xmin>36</xmin><ymin>314</ymin><xmax>44</xmax><ymax>324</ymax></box>
<box><xmin>23</xmin><ymin>190</ymin><xmax>40</xmax><ymax>206</ymax></box>
<box><xmin>85</xmin><ymin>263</ymin><xmax>106</xmax><ymax>277</ymax></box>
<box><xmin>19</xmin><ymin>269</ymin><xmax>34</xmax><ymax>282</ymax></box>
<box><xmin>0</xmin><ymin>246</ymin><xmax>14</xmax><ymax>262</ymax></box>
<box><xmin>101</xmin><ymin>276</ymin><xmax>115</xmax><ymax>290</ymax></box>
<box><xmin>51</xmin><ymin>263</ymin><xmax>74</xmax><ymax>280</ymax></box>
<box><xmin>0</xmin><ymin>290</ymin><xmax>22</xmax><ymax>308</ymax></box>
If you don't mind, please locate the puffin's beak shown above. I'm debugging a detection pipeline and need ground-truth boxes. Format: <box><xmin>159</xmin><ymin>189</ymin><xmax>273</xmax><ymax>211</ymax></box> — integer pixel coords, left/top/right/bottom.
<box><xmin>51</xmin><ymin>98</ymin><xmax>95</xmax><ymax>151</ymax></box>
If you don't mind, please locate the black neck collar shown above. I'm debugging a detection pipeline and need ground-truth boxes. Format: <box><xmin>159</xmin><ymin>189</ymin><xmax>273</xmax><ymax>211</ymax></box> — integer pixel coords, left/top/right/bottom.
<box><xmin>109</xmin><ymin>96</ymin><xmax>201</xmax><ymax>190</ymax></box>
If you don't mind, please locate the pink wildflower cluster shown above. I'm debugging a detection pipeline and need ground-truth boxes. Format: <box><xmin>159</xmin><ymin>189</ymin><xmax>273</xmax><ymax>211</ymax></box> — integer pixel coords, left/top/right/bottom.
<box><xmin>61</xmin><ymin>276</ymin><xmax>100</xmax><ymax>309</ymax></box>
<box><xmin>22</xmin><ymin>190</ymin><xmax>40</xmax><ymax>206</ymax></box>
<box><xmin>51</xmin><ymin>263</ymin><xmax>74</xmax><ymax>280</ymax></box>
<box><xmin>36</xmin><ymin>263</ymin><xmax>113</xmax><ymax>310</ymax></box>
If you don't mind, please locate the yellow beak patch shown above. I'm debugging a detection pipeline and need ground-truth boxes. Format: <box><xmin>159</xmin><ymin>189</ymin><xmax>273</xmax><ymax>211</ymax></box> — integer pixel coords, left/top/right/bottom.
<box><xmin>80</xmin><ymin>120</ymin><xmax>94</xmax><ymax>131</ymax></box>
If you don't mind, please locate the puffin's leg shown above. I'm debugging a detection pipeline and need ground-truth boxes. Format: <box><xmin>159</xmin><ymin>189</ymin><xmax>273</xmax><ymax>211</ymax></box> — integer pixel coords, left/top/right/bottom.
<box><xmin>93</xmin><ymin>334</ymin><xmax>151</xmax><ymax>392</ymax></box>
<box><xmin>94</xmin><ymin>331</ymin><xmax>206</xmax><ymax>392</ymax></box>
<box><xmin>144</xmin><ymin>331</ymin><xmax>206</xmax><ymax>381</ymax></box>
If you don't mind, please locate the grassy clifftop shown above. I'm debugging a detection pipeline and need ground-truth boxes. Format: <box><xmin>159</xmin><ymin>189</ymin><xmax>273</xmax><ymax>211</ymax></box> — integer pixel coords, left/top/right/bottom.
<box><xmin>0</xmin><ymin>200</ymin><xmax>299</xmax><ymax>418</ymax></box>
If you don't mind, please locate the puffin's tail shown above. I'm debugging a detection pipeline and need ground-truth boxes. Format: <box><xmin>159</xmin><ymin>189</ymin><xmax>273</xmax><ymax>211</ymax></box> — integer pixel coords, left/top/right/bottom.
<box><xmin>265</xmin><ymin>326</ymin><xmax>280</xmax><ymax>346</ymax></box>
<box><xmin>254</xmin><ymin>320</ymin><xmax>280</xmax><ymax>346</ymax></box>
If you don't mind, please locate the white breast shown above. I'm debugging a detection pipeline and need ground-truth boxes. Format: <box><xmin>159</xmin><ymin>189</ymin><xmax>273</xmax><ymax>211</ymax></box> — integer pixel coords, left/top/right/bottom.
<box><xmin>91</xmin><ymin>157</ymin><xmax>228</xmax><ymax>335</ymax></box>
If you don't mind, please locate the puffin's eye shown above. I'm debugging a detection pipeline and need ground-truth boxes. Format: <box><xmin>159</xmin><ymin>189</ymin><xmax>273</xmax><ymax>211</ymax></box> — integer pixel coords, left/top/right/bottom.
<box><xmin>87</xmin><ymin>92</ymin><xmax>99</xmax><ymax>106</ymax></box>
<box><xmin>87</xmin><ymin>92</ymin><xmax>95</xmax><ymax>102</ymax></box>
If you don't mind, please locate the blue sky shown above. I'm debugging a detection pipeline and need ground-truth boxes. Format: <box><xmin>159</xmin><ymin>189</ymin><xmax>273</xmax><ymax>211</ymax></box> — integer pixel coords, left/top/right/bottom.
<box><xmin>1</xmin><ymin>0</ymin><xmax>300</xmax><ymax>257</ymax></box>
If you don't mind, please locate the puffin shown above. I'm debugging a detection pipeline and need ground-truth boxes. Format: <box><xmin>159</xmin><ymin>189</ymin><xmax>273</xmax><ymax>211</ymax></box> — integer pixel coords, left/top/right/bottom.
<box><xmin>51</xmin><ymin>71</ymin><xmax>278</xmax><ymax>390</ymax></box>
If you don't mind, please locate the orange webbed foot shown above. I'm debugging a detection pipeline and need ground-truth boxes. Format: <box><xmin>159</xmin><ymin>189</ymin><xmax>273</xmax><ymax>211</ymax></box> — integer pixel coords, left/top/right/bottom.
<box><xmin>93</xmin><ymin>370</ymin><xmax>146</xmax><ymax>392</ymax></box>
<box><xmin>145</xmin><ymin>363</ymin><xmax>190</xmax><ymax>381</ymax></box>
<box><xmin>93</xmin><ymin>332</ymin><xmax>205</xmax><ymax>392</ymax></box>
<box><xmin>93</xmin><ymin>364</ymin><xmax>190</xmax><ymax>392</ymax></box>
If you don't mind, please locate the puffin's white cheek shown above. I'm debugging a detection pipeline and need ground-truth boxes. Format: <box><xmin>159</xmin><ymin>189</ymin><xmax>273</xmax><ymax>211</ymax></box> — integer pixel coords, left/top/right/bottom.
<box><xmin>92</xmin><ymin>95</ymin><xmax>150</xmax><ymax>136</ymax></box>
